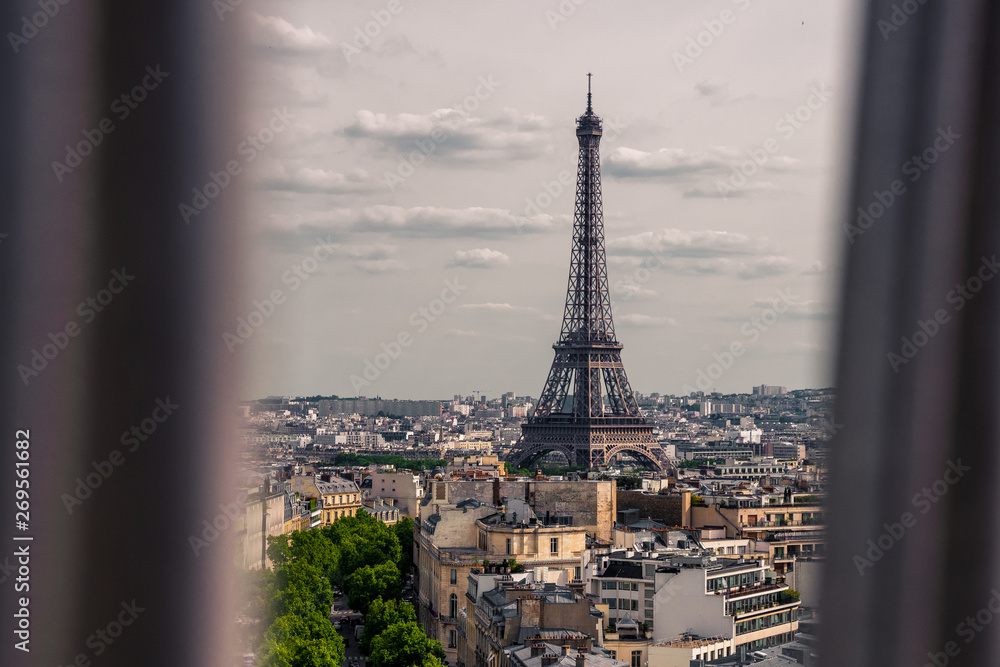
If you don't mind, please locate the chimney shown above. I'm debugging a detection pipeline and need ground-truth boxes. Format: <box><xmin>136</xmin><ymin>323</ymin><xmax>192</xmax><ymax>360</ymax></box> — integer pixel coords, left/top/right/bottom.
<box><xmin>562</xmin><ymin>645</ymin><xmax>571</xmax><ymax>656</ymax></box>
<box><xmin>531</xmin><ymin>644</ymin><xmax>546</xmax><ymax>657</ymax></box>
<box><xmin>576</xmin><ymin>654</ymin><xmax>586</xmax><ymax>667</ymax></box>
<box><xmin>541</xmin><ymin>655</ymin><xmax>557</xmax><ymax>667</ymax></box>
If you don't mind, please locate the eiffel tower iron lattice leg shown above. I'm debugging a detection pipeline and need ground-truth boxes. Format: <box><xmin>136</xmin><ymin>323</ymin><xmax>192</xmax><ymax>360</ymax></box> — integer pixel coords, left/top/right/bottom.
<box><xmin>509</xmin><ymin>76</ymin><xmax>666</xmax><ymax>472</ymax></box>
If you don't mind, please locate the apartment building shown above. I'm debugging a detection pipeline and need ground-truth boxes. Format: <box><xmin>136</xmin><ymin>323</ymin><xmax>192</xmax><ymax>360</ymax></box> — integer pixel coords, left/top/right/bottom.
<box><xmin>317</xmin><ymin>477</ymin><xmax>362</xmax><ymax>525</ymax></box>
<box><xmin>651</xmin><ymin>555</ymin><xmax>799</xmax><ymax>654</ymax></box>
<box><xmin>416</xmin><ymin>497</ymin><xmax>591</xmax><ymax>665</ymax></box>
<box><xmin>370</xmin><ymin>470</ymin><xmax>424</xmax><ymax>517</ymax></box>
<box><xmin>585</xmin><ymin>549</ymin><xmax>798</xmax><ymax>658</ymax></box>
<box><xmin>460</xmin><ymin>569</ymin><xmax>614</xmax><ymax>667</ymax></box>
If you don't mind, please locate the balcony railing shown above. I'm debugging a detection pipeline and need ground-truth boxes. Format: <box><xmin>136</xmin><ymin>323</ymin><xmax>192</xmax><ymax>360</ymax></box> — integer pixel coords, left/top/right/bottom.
<box><xmin>440</xmin><ymin>615</ymin><xmax>460</xmax><ymax>624</ymax></box>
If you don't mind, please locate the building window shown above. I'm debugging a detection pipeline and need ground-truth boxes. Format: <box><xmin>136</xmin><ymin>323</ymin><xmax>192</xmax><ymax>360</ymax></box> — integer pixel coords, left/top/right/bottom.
<box><xmin>451</xmin><ymin>569</ymin><xmax>457</xmax><ymax>585</ymax></box>
<box><xmin>619</xmin><ymin>582</ymin><xmax>629</xmax><ymax>590</ymax></box>
<box><xmin>506</xmin><ymin>538</ymin><xmax>511</xmax><ymax>555</ymax></box>
<box><xmin>631</xmin><ymin>582</ymin><xmax>638</xmax><ymax>591</ymax></box>
<box><xmin>631</xmin><ymin>599</ymin><xmax>638</xmax><ymax>611</ymax></box>
<box><xmin>631</xmin><ymin>650</ymin><xmax>642</xmax><ymax>667</ymax></box>
<box><xmin>449</xmin><ymin>593</ymin><xmax>458</xmax><ymax>617</ymax></box>
<box><xmin>575</xmin><ymin>566</ymin><xmax>581</xmax><ymax>580</ymax></box>
<box><xmin>449</xmin><ymin>629</ymin><xmax>457</xmax><ymax>648</ymax></box>
<box><xmin>550</xmin><ymin>537</ymin><xmax>558</xmax><ymax>554</ymax></box>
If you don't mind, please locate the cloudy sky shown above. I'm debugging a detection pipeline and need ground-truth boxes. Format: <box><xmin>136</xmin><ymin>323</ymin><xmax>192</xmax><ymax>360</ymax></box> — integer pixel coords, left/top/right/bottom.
<box><xmin>234</xmin><ymin>0</ymin><xmax>863</xmax><ymax>401</ymax></box>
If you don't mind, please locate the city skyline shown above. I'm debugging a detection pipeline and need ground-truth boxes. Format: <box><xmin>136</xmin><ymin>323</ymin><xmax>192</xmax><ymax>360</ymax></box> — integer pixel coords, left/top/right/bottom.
<box><xmin>241</xmin><ymin>0</ymin><xmax>860</xmax><ymax>400</ymax></box>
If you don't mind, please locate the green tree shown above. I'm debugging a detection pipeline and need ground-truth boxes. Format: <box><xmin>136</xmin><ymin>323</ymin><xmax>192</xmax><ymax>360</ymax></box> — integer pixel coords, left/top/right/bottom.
<box><xmin>360</xmin><ymin>598</ymin><xmax>417</xmax><ymax>654</ymax></box>
<box><xmin>267</xmin><ymin>528</ymin><xmax>339</xmax><ymax>579</ymax></box>
<box><xmin>616</xmin><ymin>474</ymin><xmax>642</xmax><ymax>490</ymax></box>
<box><xmin>368</xmin><ymin>621</ymin><xmax>445</xmax><ymax>667</ymax></box>
<box><xmin>271</xmin><ymin>561</ymin><xmax>333</xmax><ymax>624</ymax></box>
<box><xmin>327</xmin><ymin>512</ymin><xmax>401</xmax><ymax>578</ymax></box>
<box><xmin>259</xmin><ymin>611</ymin><xmax>345</xmax><ymax>667</ymax></box>
<box><xmin>346</xmin><ymin>561</ymin><xmax>402</xmax><ymax>615</ymax></box>
<box><xmin>392</xmin><ymin>517</ymin><xmax>415</xmax><ymax>574</ymax></box>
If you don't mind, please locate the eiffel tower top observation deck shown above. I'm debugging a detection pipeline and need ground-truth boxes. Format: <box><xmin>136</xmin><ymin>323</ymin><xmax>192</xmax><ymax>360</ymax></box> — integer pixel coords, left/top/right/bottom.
<box><xmin>509</xmin><ymin>76</ymin><xmax>665</xmax><ymax>471</ymax></box>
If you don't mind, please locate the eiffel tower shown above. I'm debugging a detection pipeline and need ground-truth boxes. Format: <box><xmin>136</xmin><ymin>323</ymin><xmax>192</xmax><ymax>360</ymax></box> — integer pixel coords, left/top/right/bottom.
<box><xmin>510</xmin><ymin>76</ymin><xmax>665</xmax><ymax>471</ymax></box>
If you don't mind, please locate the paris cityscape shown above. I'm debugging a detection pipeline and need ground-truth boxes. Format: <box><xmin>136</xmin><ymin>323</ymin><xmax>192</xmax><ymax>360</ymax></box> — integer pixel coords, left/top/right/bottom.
<box><xmin>233</xmin><ymin>77</ymin><xmax>833</xmax><ymax>667</ymax></box>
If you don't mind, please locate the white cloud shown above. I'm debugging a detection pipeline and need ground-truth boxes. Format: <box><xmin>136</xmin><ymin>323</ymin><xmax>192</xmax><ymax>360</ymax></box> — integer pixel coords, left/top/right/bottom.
<box><xmin>613</xmin><ymin>283</ymin><xmax>658</xmax><ymax>300</ymax></box>
<box><xmin>457</xmin><ymin>303</ymin><xmax>520</xmax><ymax>311</ymax></box>
<box><xmin>249</xmin><ymin>13</ymin><xmax>332</xmax><ymax>52</ymax></box>
<box><xmin>736</xmin><ymin>256</ymin><xmax>794</xmax><ymax>279</ymax></box>
<box><xmin>694</xmin><ymin>80</ymin><xmax>755</xmax><ymax>106</ymax></box>
<box><xmin>609</xmin><ymin>228</ymin><xmax>767</xmax><ymax>258</ymax></box>
<box><xmin>448</xmin><ymin>248</ymin><xmax>511</xmax><ymax>269</ymax></box>
<box><xmin>357</xmin><ymin>259</ymin><xmax>408</xmax><ymax>274</ymax></box>
<box><xmin>257</xmin><ymin>164</ymin><xmax>374</xmax><ymax>194</ymax></box>
<box><xmin>351</xmin><ymin>206</ymin><xmax>565</xmax><ymax>237</ymax></box>
<box><xmin>344</xmin><ymin>107</ymin><xmax>553</xmax><ymax>161</ymax></box>
<box><xmin>618</xmin><ymin>313</ymin><xmax>676</xmax><ymax>327</ymax></box>
<box><xmin>606</xmin><ymin>146</ymin><xmax>730</xmax><ymax>179</ymax></box>
<box><xmin>683</xmin><ymin>181</ymin><xmax>779</xmax><ymax>199</ymax></box>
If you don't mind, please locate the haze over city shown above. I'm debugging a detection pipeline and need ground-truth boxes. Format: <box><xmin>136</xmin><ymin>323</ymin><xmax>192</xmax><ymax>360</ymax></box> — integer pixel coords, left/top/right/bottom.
<box><xmin>238</xmin><ymin>0</ymin><xmax>861</xmax><ymax>399</ymax></box>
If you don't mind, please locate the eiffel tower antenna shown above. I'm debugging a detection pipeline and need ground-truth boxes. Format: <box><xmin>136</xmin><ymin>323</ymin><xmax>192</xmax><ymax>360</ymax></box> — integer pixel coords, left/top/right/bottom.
<box><xmin>509</xmin><ymin>77</ymin><xmax>666</xmax><ymax>471</ymax></box>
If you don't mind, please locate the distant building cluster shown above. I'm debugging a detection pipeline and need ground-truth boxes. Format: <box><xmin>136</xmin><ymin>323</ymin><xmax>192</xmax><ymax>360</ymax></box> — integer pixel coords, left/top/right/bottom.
<box><xmin>237</xmin><ymin>384</ymin><xmax>830</xmax><ymax>665</ymax></box>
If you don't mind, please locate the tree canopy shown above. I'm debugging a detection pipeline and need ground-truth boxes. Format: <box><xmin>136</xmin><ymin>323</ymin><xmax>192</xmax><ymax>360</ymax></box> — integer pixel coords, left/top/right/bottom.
<box><xmin>346</xmin><ymin>561</ymin><xmax>402</xmax><ymax>616</ymax></box>
<box><xmin>249</xmin><ymin>507</ymin><xmax>436</xmax><ymax>666</ymax></box>
<box><xmin>368</xmin><ymin>621</ymin><xmax>446</xmax><ymax>667</ymax></box>
<box><xmin>360</xmin><ymin>598</ymin><xmax>417</xmax><ymax>654</ymax></box>
<box><xmin>259</xmin><ymin>611</ymin><xmax>345</xmax><ymax>667</ymax></box>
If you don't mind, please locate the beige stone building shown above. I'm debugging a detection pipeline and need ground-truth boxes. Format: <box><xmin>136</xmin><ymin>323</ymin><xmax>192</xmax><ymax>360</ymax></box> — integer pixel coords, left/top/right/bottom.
<box><xmin>423</xmin><ymin>478</ymin><xmax>616</xmax><ymax>540</ymax></box>
<box><xmin>460</xmin><ymin>569</ymin><xmax>609</xmax><ymax>667</ymax></box>
<box><xmin>369</xmin><ymin>471</ymin><xmax>424</xmax><ymax>517</ymax></box>
<box><xmin>317</xmin><ymin>477</ymin><xmax>361</xmax><ymax>524</ymax></box>
<box><xmin>416</xmin><ymin>497</ymin><xmax>591</xmax><ymax>665</ymax></box>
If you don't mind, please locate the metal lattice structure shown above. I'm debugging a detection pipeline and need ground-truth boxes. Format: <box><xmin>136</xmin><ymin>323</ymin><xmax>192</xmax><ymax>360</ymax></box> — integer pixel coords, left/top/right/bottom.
<box><xmin>510</xmin><ymin>76</ymin><xmax>666</xmax><ymax>471</ymax></box>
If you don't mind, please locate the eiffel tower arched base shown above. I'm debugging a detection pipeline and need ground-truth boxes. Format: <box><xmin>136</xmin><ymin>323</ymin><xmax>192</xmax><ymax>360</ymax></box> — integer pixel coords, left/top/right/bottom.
<box><xmin>509</xmin><ymin>422</ymin><xmax>666</xmax><ymax>471</ymax></box>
